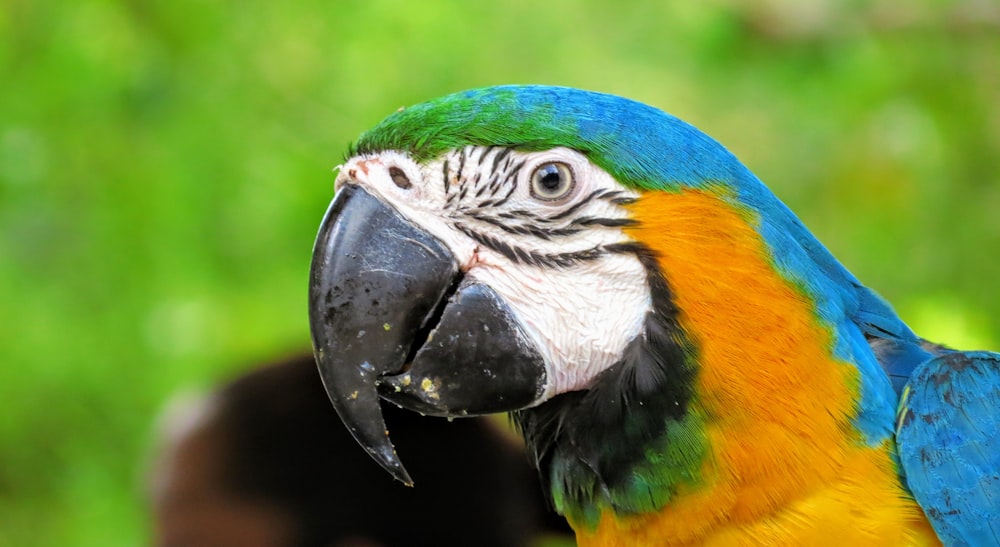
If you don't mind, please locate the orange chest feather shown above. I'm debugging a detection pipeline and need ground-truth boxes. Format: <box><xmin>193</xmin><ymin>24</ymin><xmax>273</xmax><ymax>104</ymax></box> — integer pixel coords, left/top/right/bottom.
<box><xmin>574</xmin><ymin>189</ymin><xmax>937</xmax><ymax>546</ymax></box>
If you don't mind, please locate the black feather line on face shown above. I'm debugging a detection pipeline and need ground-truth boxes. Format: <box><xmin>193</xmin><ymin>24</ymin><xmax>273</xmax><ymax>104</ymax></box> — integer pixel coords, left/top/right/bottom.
<box><xmin>485</xmin><ymin>159</ymin><xmax>523</xmax><ymax>200</ymax></box>
<box><xmin>478</xmin><ymin>145</ymin><xmax>495</xmax><ymax>166</ymax></box>
<box><xmin>442</xmin><ymin>158</ymin><xmax>450</xmax><ymax>195</ymax></box>
<box><xmin>512</xmin><ymin>242</ymin><xmax>698</xmax><ymax>514</ymax></box>
<box><xmin>491</xmin><ymin>147</ymin><xmax>513</xmax><ymax>174</ymax></box>
<box><xmin>468</xmin><ymin>213</ymin><xmax>582</xmax><ymax>240</ymax></box>
<box><xmin>610</xmin><ymin>196</ymin><xmax>637</xmax><ymax>205</ymax></box>
<box><xmin>571</xmin><ymin>217</ymin><xmax>639</xmax><ymax>228</ymax></box>
<box><xmin>456</xmin><ymin>147</ymin><xmax>467</xmax><ymax>184</ymax></box>
<box><xmin>454</xmin><ymin>224</ymin><xmax>606</xmax><ymax>268</ymax></box>
<box><xmin>546</xmin><ymin>189</ymin><xmax>607</xmax><ymax>221</ymax></box>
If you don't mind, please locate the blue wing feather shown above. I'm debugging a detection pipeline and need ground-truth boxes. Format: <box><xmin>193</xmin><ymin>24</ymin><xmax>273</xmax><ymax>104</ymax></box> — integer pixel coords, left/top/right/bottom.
<box><xmin>870</xmin><ymin>337</ymin><xmax>951</xmax><ymax>397</ymax></box>
<box><xmin>895</xmin><ymin>351</ymin><xmax>1000</xmax><ymax>546</ymax></box>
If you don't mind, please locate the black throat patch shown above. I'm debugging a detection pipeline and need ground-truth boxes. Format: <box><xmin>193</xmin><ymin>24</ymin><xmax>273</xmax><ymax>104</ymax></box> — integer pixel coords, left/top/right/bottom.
<box><xmin>512</xmin><ymin>243</ymin><xmax>701</xmax><ymax>525</ymax></box>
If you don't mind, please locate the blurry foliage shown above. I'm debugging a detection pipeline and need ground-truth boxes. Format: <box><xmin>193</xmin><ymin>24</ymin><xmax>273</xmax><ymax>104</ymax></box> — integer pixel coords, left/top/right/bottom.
<box><xmin>1</xmin><ymin>0</ymin><xmax>998</xmax><ymax>544</ymax></box>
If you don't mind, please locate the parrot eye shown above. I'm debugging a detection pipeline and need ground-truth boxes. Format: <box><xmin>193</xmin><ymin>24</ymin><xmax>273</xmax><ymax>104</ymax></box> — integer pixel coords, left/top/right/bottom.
<box><xmin>529</xmin><ymin>162</ymin><xmax>575</xmax><ymax>201</ymax></box>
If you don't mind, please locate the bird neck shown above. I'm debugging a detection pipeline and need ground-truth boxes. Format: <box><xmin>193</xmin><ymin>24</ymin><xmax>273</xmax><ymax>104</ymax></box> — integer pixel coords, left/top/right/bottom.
<box><xmin>560</xmin><ymin>187</ymin><xmax>934</xmax><ymax>545</ymax></box>
<box><xmin>519</xmin><ymin>187</ymin><xmax>937</xmax><ymax>544</ymax></box>
<box><xmin>513</xmin><ymin>240</ymin><xmax>705</xmax><ymax>528</ymax></box>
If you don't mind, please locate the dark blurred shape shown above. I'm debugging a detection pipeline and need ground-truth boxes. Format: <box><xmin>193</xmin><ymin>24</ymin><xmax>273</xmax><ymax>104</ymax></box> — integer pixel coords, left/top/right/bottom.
<box><xmin>149</xmin><ymin>353</ymin><xmax>572</xmax><ymax>547</ymax></box>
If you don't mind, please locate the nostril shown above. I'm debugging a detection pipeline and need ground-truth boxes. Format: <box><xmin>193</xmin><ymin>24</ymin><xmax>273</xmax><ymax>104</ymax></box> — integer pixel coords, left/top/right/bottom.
<box><xmin>389</xmin><ymin>166</ymin><xmax>412</xmax><ymax>189</ymax></box>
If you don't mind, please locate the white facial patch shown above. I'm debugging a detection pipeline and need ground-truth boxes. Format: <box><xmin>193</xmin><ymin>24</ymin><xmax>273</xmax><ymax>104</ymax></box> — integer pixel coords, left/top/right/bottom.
<box><xmin>335</xmin><ymin>147</ymin><xmax>652</xmax><ymax>400</ymax></box>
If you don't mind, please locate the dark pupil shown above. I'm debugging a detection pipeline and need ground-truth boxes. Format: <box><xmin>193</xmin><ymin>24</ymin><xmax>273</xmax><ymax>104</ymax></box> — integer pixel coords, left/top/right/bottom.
<box><xmin>538</xmin><ymin>165</ymin><xmax>563</xmax><ymax>192</ymax></box>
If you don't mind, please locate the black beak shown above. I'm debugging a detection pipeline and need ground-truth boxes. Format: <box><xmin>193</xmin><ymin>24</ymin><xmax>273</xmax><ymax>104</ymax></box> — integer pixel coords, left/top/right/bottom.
<box><xmin>308</xmin><ymin>185</ymin><xmax>546</xmax><ymax>484</ymax></box>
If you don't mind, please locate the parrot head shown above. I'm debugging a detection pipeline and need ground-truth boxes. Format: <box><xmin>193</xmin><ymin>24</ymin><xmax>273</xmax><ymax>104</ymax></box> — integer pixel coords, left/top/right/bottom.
<box><xmin>309</xmin><ymin>85</ymin><xmax>715</xmax><ymax>478</ymax></box>
<box><xmin>307</xmin><ymin>86</ymin><xmax>903</xmax><ymax>526</ymax></box>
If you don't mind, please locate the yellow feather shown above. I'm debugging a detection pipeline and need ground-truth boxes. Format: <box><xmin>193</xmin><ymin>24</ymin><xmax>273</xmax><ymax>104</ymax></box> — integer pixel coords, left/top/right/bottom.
<box><xmin>573</xmin><ymin>189</ymin><xmax>938</xmax><ymax>546</ymax></box>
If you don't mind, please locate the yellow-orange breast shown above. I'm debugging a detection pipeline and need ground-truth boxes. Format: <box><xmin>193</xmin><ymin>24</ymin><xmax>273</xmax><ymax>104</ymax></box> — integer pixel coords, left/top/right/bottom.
<box><xmin>573</xmin><ymin>189</ymin><xmax>937</xmax><ymax>546</ymax></box>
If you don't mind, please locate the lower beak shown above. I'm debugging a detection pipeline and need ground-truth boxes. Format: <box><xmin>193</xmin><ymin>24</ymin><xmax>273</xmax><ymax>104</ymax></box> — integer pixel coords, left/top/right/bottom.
<box><xmin>308</xmin><ymin>185</ymin><xmax>546</xmax><ymax>484</ymax></box>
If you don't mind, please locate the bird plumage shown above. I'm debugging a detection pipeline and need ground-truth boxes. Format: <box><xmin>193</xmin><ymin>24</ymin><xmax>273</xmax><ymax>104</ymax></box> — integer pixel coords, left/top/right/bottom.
<box><xmin>313</xmin><ymin>85</ymin><xmax>999</xmax><ymax>546</ymax></box>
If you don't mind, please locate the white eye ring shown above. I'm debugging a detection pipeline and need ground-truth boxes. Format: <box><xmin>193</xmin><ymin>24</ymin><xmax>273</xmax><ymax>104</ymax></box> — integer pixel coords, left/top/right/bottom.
<box><xmin>529</xmin><ymin>162</ymin><xmax>575</xmax><ymax>201</ymax></box>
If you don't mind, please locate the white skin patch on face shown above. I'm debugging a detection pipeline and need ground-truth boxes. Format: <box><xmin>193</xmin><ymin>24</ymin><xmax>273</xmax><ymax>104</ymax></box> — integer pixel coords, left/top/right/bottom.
<box><xmin>334</xmin><ymin>146</ymin><xmax>652</xmax><ymax>400</ymax></box>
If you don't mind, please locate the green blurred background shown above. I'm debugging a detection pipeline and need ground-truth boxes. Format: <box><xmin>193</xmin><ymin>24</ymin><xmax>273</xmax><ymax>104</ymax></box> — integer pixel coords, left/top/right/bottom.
<box><xmin>2</xmin><ymin>0</ymin><xmax>998</xmax><ymax>544</ymax></box>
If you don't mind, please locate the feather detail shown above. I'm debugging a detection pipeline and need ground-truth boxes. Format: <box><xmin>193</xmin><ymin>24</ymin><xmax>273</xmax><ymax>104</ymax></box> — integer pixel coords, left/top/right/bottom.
<box><xmin>897</xmin><ymin>351</ymin><xmax>1000</xmax><ymax>545</ymax></box>
<box><xmin>571</xmin><ymin>188</ymin><xmax>938</xmax><ymax>545</ymax></box>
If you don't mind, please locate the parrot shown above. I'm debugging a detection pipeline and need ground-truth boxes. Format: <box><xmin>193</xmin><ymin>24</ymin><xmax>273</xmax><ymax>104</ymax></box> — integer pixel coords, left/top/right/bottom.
<box><xmin>306</xmin><ymin>85</ymin><xmax>1000</xmax><ymax>546</ymax></box>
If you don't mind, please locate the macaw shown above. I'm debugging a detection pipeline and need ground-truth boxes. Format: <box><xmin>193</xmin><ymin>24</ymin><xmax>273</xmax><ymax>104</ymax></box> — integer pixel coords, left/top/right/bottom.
<box><xmin>307</xmin><ymin>85</ymin><xmax>1000</xmax><ymax>546</ymax></box>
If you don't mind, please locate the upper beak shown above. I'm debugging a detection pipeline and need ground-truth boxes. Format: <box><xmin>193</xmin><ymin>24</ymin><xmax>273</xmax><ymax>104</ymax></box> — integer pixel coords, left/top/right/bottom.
<box><xmin>308</xmin><ymin>184</ymin><xmax>546</xmax><ymax>484</ymax></box>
